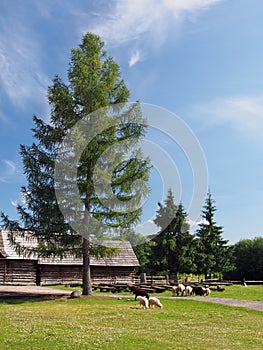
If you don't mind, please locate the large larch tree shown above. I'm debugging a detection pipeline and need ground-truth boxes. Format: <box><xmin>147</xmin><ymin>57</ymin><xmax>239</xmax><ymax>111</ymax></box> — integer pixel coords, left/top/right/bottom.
<box><xmin>1</xmin><ymin>33</ymin><xmax>150</xmax><ymax>295</ymax></box>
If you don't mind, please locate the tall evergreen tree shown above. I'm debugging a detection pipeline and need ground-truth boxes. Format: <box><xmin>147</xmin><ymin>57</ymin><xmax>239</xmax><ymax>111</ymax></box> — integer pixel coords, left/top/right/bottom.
<box><xmin>154</xmin><ymin>189</ymin><xmax>178</xmax><ymax>232</ymax></box>
<box><xmin>150</xmin><ymin>190</ymin><xmax>196</xmax><ymax>278</ymax></box>
<box><xmin>1</xmin><ymin>33</ymin><xmax>150</xmax><ymax>295</ymax></box>
<box><xmin>195</xmin><ymin>191</ymin><xmax>232</xmax><ymax>279</ymax></box>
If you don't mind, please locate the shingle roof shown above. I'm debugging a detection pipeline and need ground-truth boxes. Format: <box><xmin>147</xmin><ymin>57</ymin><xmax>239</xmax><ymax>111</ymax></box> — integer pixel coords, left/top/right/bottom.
<box><xmin>0</xmin><ymin>230</ymin><xmax>139</xmax><ymax>267</ymax></box>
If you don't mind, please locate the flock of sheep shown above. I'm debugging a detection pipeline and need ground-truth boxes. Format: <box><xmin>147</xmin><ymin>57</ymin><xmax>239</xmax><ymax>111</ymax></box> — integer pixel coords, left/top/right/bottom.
<box><xmin>133</xmin><ymin>283</ymin><xmax>211</xmax><ymax>310</ymax></box>
<box><xmin>172</xmin><ymin>283</ymin><xmax>211</xmax><ymax>297</ymax></box>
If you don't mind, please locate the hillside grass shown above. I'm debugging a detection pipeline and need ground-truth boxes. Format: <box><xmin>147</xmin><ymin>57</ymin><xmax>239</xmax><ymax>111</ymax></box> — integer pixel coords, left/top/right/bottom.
<box><xmin>0</xmin><ymin>291</ymin><xmax>262</xmax><ymax>349</ymax></box>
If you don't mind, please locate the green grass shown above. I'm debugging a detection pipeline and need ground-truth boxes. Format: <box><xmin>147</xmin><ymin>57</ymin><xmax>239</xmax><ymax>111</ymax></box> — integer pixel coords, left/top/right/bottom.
<box><xmin>0</xmin><ymin>292</ymin><xmax>262</xmax><ymax>350</ymax></box>
<box><xmin>49</xmin><ymin>283</ymin><xmax>263</xmax><ymax>301</ymax></box>
<box><xmin>207</xmin><ymin>284</ymin><xmax>263</xmax><ymax>301</ymax></box>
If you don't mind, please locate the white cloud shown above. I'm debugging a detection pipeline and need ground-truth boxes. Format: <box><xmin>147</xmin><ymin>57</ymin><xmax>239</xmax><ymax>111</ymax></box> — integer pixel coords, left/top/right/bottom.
<box><xmin>11</xmin><ymin>200</ymin><xmax>18</xmax><ymax>207</ymax></box>
<box><xmin>0</xmin><ymin>10</ymin><xmax>50</xmax><ymax>114</ymax></box>
<box><xmin>3</xmin><ymin>160</ymin><xmax>16</xmax><ymax>174</ymax></box>
<box><xmin>83</xmin><ymin>0</ymin><xmax>221</xmax><ymax>44</ymax></box>
<box><xmin>129</xmin><ymin>50</ymin><xmax>142</xmax><ymax>67</ymax></box>
<box><xmin>193</xmin><ymin>94</ymin><xmax>263</xmax><ymax>140</ymax></box>
<box><xmin>135</xmin><ymin>219</ymin><xmax>158</xmax><ymax>236</ymax></box>
<box><xmin>188</xmin><ymin>218</ymin><xmax>208</xmax><ymax>227</ymax></box>
<box><xmin>0</xmin><ymin>159</ymin><xmax>20</xmax><ymax>183</ymax></box>
<box><xmin>78</xmin><ymin>0</ymin><xmax>222</xmax><ymax>63</ymax></box>
<box><xmin>0</xmin><ymin>1</ymin><xmax>222</xmax><ymax>121</ymax></box>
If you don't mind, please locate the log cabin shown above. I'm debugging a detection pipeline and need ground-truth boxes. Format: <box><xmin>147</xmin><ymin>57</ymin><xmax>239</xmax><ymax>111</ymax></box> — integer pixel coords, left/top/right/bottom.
<box><xmin>0</xmin><ymin>230</ymin><xmax>139</xmax><ymax>286</ymax></box>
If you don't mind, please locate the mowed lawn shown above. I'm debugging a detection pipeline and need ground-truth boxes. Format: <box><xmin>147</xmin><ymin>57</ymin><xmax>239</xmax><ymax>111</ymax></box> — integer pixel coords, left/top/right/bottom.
<box><xmin>0</xmin><ymin>286</ymin><xmax>262</xmax><ymax>350</ymax></box>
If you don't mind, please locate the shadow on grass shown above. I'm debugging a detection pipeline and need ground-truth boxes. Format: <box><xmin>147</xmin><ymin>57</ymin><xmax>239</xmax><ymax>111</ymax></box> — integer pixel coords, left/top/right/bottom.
<box><xmin>0</xmin><ymin>292</ymin><xmax>69</xmax><ymax>305</ymax></box>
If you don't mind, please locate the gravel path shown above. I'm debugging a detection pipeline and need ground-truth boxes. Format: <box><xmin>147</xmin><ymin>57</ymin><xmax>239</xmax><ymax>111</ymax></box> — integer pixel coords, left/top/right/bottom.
<box><xmin>178</xmin><ymin>296</ymin><xmax>263</xmax><ymax>312</ymax></box>
<box><xmin>0</xmin><ymin>286</ymin><xmax>262</xmax><ymax>312</ymax></box>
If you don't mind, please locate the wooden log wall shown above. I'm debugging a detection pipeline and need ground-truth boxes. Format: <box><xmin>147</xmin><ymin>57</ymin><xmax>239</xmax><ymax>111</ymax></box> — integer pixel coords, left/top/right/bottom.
<box><xmin>91</xmin><ymin>266</ymin><xmax>135</xmax><ymax>284</ymax></box>
<box><xmin>40</xmin><ymin>265</ymin><xmax>135</xmax><ymax>285</ymax></box>
<box><xmin>39</xmin><ymin>265</ymin><xmax>83</xmax><ymax>286</ymax></box>
<box><xmin>0</xmin><ymin>259</ymin><xmax>37</xmax><ymax>285</ymax></box>
<box><xmin>0</xmin><ymin>260</ymin><xmax>136</xmax><ymax>286</ymax></box>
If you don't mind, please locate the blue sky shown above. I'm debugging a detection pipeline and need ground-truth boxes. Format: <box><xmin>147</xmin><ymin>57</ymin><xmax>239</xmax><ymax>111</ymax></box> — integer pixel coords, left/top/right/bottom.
<box><xmin>1</xmin><ymin>0</ymin><xmax>263</xmax><ymax>244</ymax></box>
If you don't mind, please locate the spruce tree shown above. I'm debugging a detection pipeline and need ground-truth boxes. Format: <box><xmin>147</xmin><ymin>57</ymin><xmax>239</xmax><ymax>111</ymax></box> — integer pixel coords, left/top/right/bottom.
<box><xmin>150</xmin><ymin>190</ymin><xmax>196</xmax><ymax>278</ymax></box>
<box><xmin>154</xmin><ymin>188</ymin><xmax>178</xmax><ymax>232</ymax></box>
<box><xmin>195</xmin><ymin>191</ymin><xmax>231</xmax><ymax>279</ymax></box>
<box><xmin>1</xmin><ymin>33</ymin><xmax>150</xmax><ymax>295</ymax></box>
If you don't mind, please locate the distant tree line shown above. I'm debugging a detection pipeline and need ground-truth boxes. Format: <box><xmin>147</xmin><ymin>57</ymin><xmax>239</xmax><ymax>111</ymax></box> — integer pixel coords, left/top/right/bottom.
<box><xmin>224</xmin><ymin>237</ymin><xmax>263</xmax><ymax>281</ymax></box>
<box><xmin>133</xmin><ymin>190</ymin><xmax>263</xmax><ymax>281</ymax></box>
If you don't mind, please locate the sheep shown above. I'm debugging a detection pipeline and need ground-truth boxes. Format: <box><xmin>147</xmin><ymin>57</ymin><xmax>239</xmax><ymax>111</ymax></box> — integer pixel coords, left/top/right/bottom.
<box><xmin>172</xmin><ymin>283</ymin><xmax>185</xmax><ymax>296</ymax></box>
<box><xmin>131</xmin><ymin>286</ymin><xmax>150</xmax><ymax>300</ymax></box>
<box><xmin>149</xmin><ymin>296</ymin><xmax>163</xmax><ymax>309</ymax></box>
<box><xmin>137</xmin><ymin>296</ymin><xmax>149</xmax><ymax>309</ymax></box>
<box><xmin>192</xmin><ymin>285</ymin><xmax>210</xmax><ymax>296</ymax></box>
<box><xmin>203</xmin><ymin>286</ymin><xmax>211</xmax><ymax>296</ymax></box>
<box><xmin>192</xmin><ymin>285</ymin><xmax>206</xmax><ymax>296</ymax></box>
<box><xmin>185</xmin><ymin>285</ymin><xmax>193</xmax><ymax>296</ymax></box>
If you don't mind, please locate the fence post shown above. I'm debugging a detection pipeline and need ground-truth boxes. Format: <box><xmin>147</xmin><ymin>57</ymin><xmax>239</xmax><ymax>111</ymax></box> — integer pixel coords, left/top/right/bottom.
<box><xmin>140</xmin><ymin>273</ymin><xmax>147</xmax><ymax>284</ymax></box>
<box><xmin>166</xmin><ymin>275</ymin><xmax>169</xmax><ymax>284</ymax></box>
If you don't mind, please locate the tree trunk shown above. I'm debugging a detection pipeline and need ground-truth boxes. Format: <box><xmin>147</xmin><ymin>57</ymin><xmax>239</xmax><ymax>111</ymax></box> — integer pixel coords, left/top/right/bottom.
<box><xmin>82</xmin><ymin>238</ymin><xmax>92</xmax><ymax>296</ymax></box>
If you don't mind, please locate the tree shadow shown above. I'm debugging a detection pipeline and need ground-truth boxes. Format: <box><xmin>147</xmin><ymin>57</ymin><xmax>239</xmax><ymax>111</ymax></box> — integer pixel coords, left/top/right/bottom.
<box><xmin>0</xmin><ymin>291</ymin><xmax>68</xmax><ymax>304</ymax></box>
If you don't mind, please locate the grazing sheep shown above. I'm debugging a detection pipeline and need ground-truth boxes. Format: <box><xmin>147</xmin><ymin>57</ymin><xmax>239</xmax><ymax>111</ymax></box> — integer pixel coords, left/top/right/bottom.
<box><xmin>131</xmin><ymin>286</ymin><xmax>150</xmax><ymax>300</ymax></box>
<box><xmin>185</xmin><ymin>285</ymin><xmax>193</xmax><ymax>296</ymax></box>
<box><xmin>172</xmin><ymin>283</ymin><xmax>185</xmax><ymax>296</ymax></box>
<box><xmin>203</xmin><ymin>287</ymin><xmax>211</xmax><ymax>296</ymax></box>
<box><xmin>192</xmin><ymin>285</ymin><xmax>210</xmax><ymax>296</ymax></box>
<box><xmin>149</xmin><ymin>296</ymin><xmax>163</xmax><ymax>309</ymax></box>
<box><xmin>137</xmin><ymin>296</ymin><xmax>149</xmax><ymax>309</ymax></box>
<box><xmin>192</xmin><ymin>285</ymin><xmax>206</xmax><ymax>296</ymax></box>
<box><xmin>172</xmin><ymin>286</ymin><xmax>177</xmax><ymax>296</ymax></box>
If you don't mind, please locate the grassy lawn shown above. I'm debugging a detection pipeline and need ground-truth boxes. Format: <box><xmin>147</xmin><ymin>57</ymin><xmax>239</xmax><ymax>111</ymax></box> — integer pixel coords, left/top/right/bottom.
<box><xmin>50</xmin><ymin>283</ymin><xmax>263</xmax><ymax>301</ymax></box>
<box><xmin>206</xmin><ymin>284</ymin><xmax>263</xmax><ymax>301</ymax></box>
<box><xmin>0</xmin><ymin>292</ymin><xmax>262</xmax><ymax>350</ymax></box>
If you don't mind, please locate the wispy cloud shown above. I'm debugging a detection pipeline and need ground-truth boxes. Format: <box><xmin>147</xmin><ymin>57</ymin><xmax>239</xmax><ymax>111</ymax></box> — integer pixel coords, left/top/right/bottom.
<box><xmin>0</xmin><ymin>160</ymin><xmax>19</xmax><ymax>183</ymax></box>
<box><xmin>78</xmin><ymin>0</ymin><xmax>222</xmax><ymax>65</ymax></box>
<box><xmin>188</xmin><ymin>218</ymin><xmax>208</xmax><ymax>227</ymax></box>
<box><xmin>0</xmin><ymin>6</ymin><xmax>51</xmax><ymax>118</ymax></box>
<box><xmin>193</xmin><ymin>94</ymin><xmax>263</xmax><ymax>140</ymax></box>
<box><xmin>129</xmin><ymin>50</ymin><xmax>142</xmax><ymax>67</ymax></box>
<box><xmin>0</xmin><ymin>0</ymin><xmax>222</xmax><ymax>119</ymax></box>
<box><xmin>11</xmin><ymin>199</ymin><xmax>18</xmax><ymax>207</ymax></box>
<box><xmin>135</xmin><ymin>219</ymin><xmax>158</xmax><ymax>236</ymax></box>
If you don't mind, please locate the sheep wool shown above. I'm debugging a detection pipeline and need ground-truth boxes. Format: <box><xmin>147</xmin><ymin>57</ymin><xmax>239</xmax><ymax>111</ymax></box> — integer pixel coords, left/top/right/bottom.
<box><xmin>137</xmin><ymin>296</ymin><xmax>149</xmax><ymax>309</ymax></box>
<box><xmin>149</xmin><ymin>297</ymin><xmax>163</xmax><ymax>309</ymax></box>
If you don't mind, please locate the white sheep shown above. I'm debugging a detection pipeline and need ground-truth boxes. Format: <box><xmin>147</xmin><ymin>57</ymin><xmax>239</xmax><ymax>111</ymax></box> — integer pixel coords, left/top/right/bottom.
<box><xmin>172</xmin><ymin>286</ymin><xmax>177</xmax><ymax>296</ymax></box>
<box><xmin>172</xmin><ymin>283</ymin><xmax>185</xmax><ymax>296</ymax></box>
<box><xmin>203</xmin><ymin>287</ymin><xmax>211</xmax><ymax>296</ymax></box>
<box><xmin>185</xmin><ymin>285</ymin><xmax>193</xmax><ymax>296</ymax></box>
<box><xmin>149</xmin><ymin>296</ymin><xmax>163</xmax><ymax>309</ymax></box>
<box><xmin>137</xmin><ymin>296</ymin><xmax>149</xmax><ymax>309</ymax></box>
